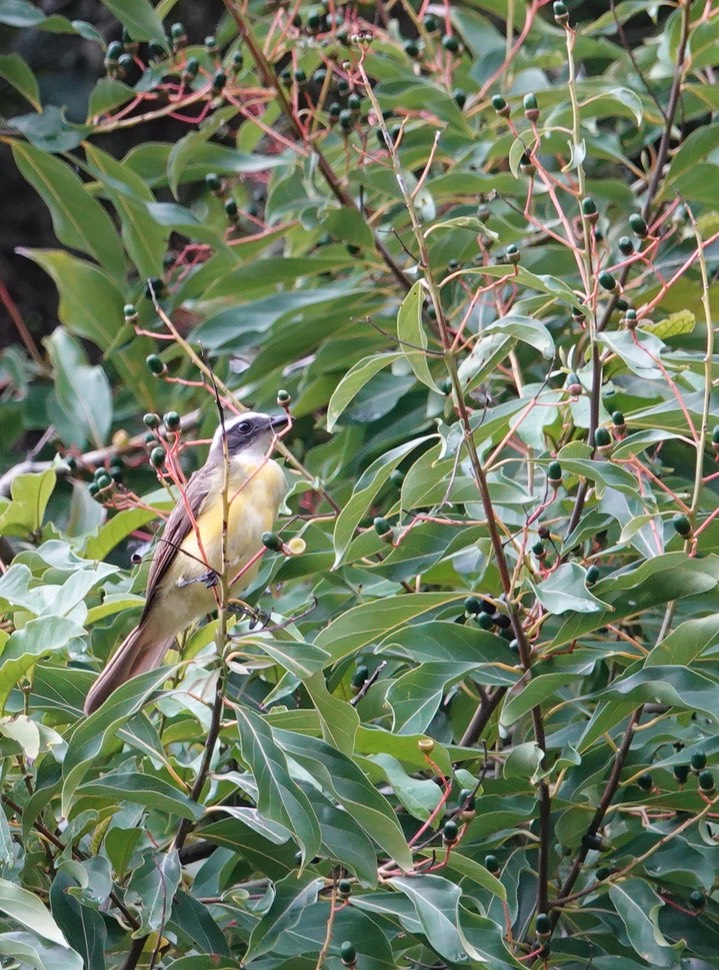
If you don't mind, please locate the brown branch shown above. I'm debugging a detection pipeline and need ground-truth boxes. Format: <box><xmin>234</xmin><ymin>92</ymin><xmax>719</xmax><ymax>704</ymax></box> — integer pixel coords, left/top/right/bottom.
<box><xmin>0</xmin><ymin>279</ymin><xmax>45</xmax><ymax>370</ymax></box>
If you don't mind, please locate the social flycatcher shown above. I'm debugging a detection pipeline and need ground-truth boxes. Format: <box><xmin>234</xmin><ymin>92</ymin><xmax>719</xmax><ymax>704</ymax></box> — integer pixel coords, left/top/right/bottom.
<box><xmin>84</xmin><ymin>411</ymin><xmax>288</xmax><ymax>715</ymax></box>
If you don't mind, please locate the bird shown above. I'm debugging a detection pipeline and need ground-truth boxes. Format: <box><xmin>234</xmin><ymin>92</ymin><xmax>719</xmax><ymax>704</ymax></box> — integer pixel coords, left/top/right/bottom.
<box><xmin>83</xmin><ymin>411</ymin><xmax>288</xmax><ymax>715</ymax></box>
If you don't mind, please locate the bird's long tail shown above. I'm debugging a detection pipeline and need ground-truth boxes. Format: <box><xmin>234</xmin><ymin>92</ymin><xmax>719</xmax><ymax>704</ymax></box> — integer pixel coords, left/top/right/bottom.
<box><xmin>84</xmin><ymin>622</ymin><xmax>176</xmax><ymax>716</ymax></box>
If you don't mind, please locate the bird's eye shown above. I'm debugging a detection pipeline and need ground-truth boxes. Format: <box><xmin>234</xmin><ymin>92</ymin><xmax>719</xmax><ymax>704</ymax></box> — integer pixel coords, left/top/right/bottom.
<box><xmin>237</xmin><ymin>421</ymin><xmax>251</xmax><ymax>435</ymax></box>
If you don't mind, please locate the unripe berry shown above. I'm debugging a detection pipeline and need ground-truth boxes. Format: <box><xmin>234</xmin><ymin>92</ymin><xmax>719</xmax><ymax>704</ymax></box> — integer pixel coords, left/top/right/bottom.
<box><xmin>340</xmin><ymin>941</ymin><xmax>356</xmax><ymax>966</ymax></box>
<box><xmin>143</xmin><ymin>412</ymin><xmax>160</xmax><ymax>429</ymax></box>
<box><xmin>629</xmin><ymin>213</ymin><xmax>648</xmax><ymax>237</ymax></box>
<box><xmin>485</xmin><ymin>854</ymin><xmax>499</xmax><ymax>873</ymax></box>
<box><xmin>403</xmin><ymin>39</ymin><xmax>420</xmax><ymax>59</ymax></box>
<box><xmin>183</xmin><ymin>57</ymin><xmax>199</xmax><ymax>79</ymax></box>
<box><xmin>261</xmin><ymin>531</ymin><xmax>283</xmax><ymax>552</ymax></box>
<box><xmin>124</xmin><ymin>304</ymin><xmax>137</xmax><ymax>322</ymax></box>
<box><xmin>586</xmin><ymin>565</ymin><xmax>600</xmax><ymax>583</ymax></box>
<box><xmin>612</xmin><ymin>411</ymin><xmax>625</xmax><ymax>429</ymax></box>
<box><xmin>205</xmin><ymin>35</ymin><xmax>219</xmax><ymax>54</ymax></box>
<box><xmin>351</xmin><ymin>665</ymin><xmax>368</xmax><ymax>692</ymax></box>
<box><xmin>582</xmin><ymin>197</ymin><xmax>598</xmax><ymax>224</ymax></box>
<box><xmin>519</xmin><ymin>153</ymin><xmax>536</xmax><ymax>176</ymax></box>
<box><xmin>277</xmin><ymin>389</ymin><xmax>291</xmax><ymax>405</ymax></box>
<box><xmin>491</xmin><ymin>94</ymin><xmax>510</xmax><ymax>117</ymax></box>
<box><xmin>553</xmin><ymin>1</ymin><xmax>569</xmax><ymax>24</ymax></box>
<box><xmin>547</xmin><ymin>461</ymin><xmax>562</xmax><ymax>486</ymax></box>
<box><xmin>205</xmin><ymin>172</ymin><xmax>222</xmax><ymax>194</ymax></box>
<box><xmin>453</xmin><ymin>88</ymin><xmax>467</xmax><ymax>109</ymax></box>
<box><xmin>535</xmin><ymin>913</ymin><xmax>551</xmax><ymax>937</ymax></box>
<box><xmin>699</xmin><ymin>769</ymin><xmax>715</xmax><ymax>792</ymax></box>
<box><xmin>477</xmin><ymin>612</ymin><xmax>494</xmax><ymax>630</ymax></box>
<box><xmin>690</xmin><ymin>890</ymin><xmax>706</xmax><ymax>910</ymax></box>
<box><xmin>532</xmin><ymin>540</ymin><xmax>546</xmax><ymax>559</ymax></box>
<box><xmin>598</xmin><ymin>270</ymin><xmax>617</xmax><ymax>292</ymax></box>
<box><xmin>373</xmin><ymin>517</ymin><xmax>393</xmax><ymax>542</ymax></box>
<box><xmin>674</xmin><ymin>764</ymin><xmax>690</xmax><ymax>784</ymax></box>
<box><xmin>443</xmin><ymin>820</ymin><xmax>459</xmax><ymax>844</ymax></box>
<box><xmin>523</xmin><ymin>92</ymin><xmax>539</xmax><ymax>121</ymax></box>
<box><xmin>618</xmin><ymin>236</ymin><xmax>634</xmax><ymax>256</ymax></box>
<box><xmin>505</xmin><ymin>243</ymin><xmax>520</xmax><ymax>264</ymax></box>
<box><xmin>146</xmin><ymin>354</ymin><xmax>166</xmax><ymax>376</ymax></box>
<box><xmin>212</xmin><ymin>70</ymin><xmax>227</xmax><ymax>93</ymax></box>
<box><xmin>423</xmin><ymin>14</ymin><xmax>438</xmax><ymax>32</ymax></box>
<box><xmin>692</xmin><ymin>751</ymin><xmax>707</xmax><ymax>771</ymax></box>
<box><xmin>459</xmin><ymin>789</ymin><xmax>475</xmax><ymax>811</ymax></box>
<box><xmin>337</xmin><ymin>879</ymin><xmax>352</xmax><ymax>899</ymax></box>
<box><xmin>163</xmin><ymin>411</ymin><xmax>180</xmax><ymax>430</ymax></box>
<box><xmin>150</xmin><ymin>446</ymin><xmax>166</xmax><ymax>468</ymax></box>
<box><xmin>224</xmin><ymin>198</ymin><xmax>239</xmax><ymax>220</ymax></box>
<box><xmin>672</xmin><ymin>513</ymin><xmax>692</xmax><ymax>537</ymax></box>
<box><xmin>594</xmin><ymin>427</ymin><xmax>612</xmax><ymax>451</ymax></box>
<box><xmin>105</xmin><ymin>40</ymin><xmax>123</xmax><ymax>64</ymax></box>
<box><xmin>418</xmin><ymin>738</ymin><xmax>434</xmax><ymax>754</ymax></box>
<box><xmin>623</xmin><ymin>308</ymin><xmax>637</xmax><ymax>329</ymax></box>
<box><xmin>442</xmin><ymin>34</ymin><xmax>460</xmax><ymax>53</ymax></box>
<box><xmin>95</xmin><ymin>473</ymin><xmax>112</xmax><ymax>490</ymax></box>
<box><xmin>637</xmin><ymin>772</ymin><xmax>653</xmax><ymax>792</ymax></box>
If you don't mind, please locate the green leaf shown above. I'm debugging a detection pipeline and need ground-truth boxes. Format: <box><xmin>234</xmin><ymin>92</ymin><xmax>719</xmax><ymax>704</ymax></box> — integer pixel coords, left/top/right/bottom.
<box><xmin>45</xmin><ymin>329</ymin><xmax>112</xmax><ymax>448</ymax></box>
<box><xmin>0</xmin><ymin>1</ymin><xmax>46</xmax><ymax>26</ymax></box>
<box><xmin>303</xmin><ymin>670</ymin><xmax>358</xmax><ymax>754</ymax></box>
<box><xmin>246</xmin><ymin>872</ymin><xmax>324</xmax><ymax>961</ymax></box>
<box><xmin>529</xmin><ymin>563</ymin><xmax>608</xmax><ymax>615</ymax></box>
<box><xmin>99</xmin><ymin>0</ymin><xmax>165</xmax><ymax>42</ymax></box>
<box><xmin>19</xmin><ymin>250</ymin><xmax>126</xmax><ymax>351</ymax></box>
<box><xmin>275</xmin><ymin>730</ymin><xmax>413</xmax><ymax>871</ymax></box>
<box><xmin>168</xmin><ymin>891</ymin><xmax>230</xmax><ymax>956</ymax></box>
<box><xmin>0</xmin><ymin>468</ymin><xmax>55</xmax><ymax>537</ymax></box>
<box><xmin>386</xmin><ymin>663</ymin><xmax>479</xmax><ymax>734</ymax></box>
<box><xmin>389</xmin><ymin>875</ymin><xmax>469</xmax><ymax>964</ymax></box>
<box><xmin>0</xmin><ymin>616</ymin><xmax>84</xmax><ymax>714</ymax></box>
<box><xmin>315</xmin><ymin>592</ymin><xmax>465</xmax><ymax>663</ymax></box>
<box><xmin>11</xmin><ymin>142</ymin><xmax>125</xmax><ymax>278</ymax></box>
<box><xmin>0</xmin><ymin>932</ymin><xmax>82</xmax><ymax>970</ymax></box>
<box><xmin>303</xmin><ymin>784</ymin><xmax>378</xmax><ymax>885</ymax></box>
<box><xmin>327</xmin><ymin>353</ymin><xmax>404</xmax><ymax>432</ymax></box>
<box><xmin>49</xmin><ymin>870</ymin><xmax>106</xmax><ymax>970</ymax></box>
<box><xmin>645</xmin><ymin>309</ymin><xmax>696</xmax><ymax>339</ymax></box>
<box><xmin>125</xmin><ymin>851</ymin><xmax>182</xmax><ymax>934</ymax></box>
<box><xmin>0</xmin><ymin>53</ymin><xmax>40</xmax><ymax>108</ymax></box>
<box><xmin>77</xmin><ymin>770</ymin><xmax>202</xmax><ymax>820</ymax></box>
<box><xmin>608</xmin><ymin>880</ymin><xmax>684</xmax><ymax>966</ymax></box>
<box><xmin>0</xmin><ymin>877</ymin><xmax>73</xmax><ymax>947</ymax></box>
<box><xmin>235</xmin><ymin>707</ymin><xmax>322</xmax><ymax>863</ymax></box>
<box><xmin>397</xmin><ymin>281</ymin><xmax>441</xmax><ymax>393</ymax></box>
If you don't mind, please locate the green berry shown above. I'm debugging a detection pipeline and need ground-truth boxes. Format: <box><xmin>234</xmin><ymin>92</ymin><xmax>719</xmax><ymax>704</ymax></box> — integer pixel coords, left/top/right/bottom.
<box><xmin>442</xmin><ymin>34</ymin><xmax>460</xmax><ymax>53</ymax></box>
<box><xmin>373</xmin><ymin>516</ymin><xmax>392</xmax><ymax>537</ymax></box>
<box><xmin>637</xmin><ymin>772</ymin><xmax>653</xmax><ymax>792</ymax></box>
<box><xmin>312</xmin><ymin>68</ymin><xmax>327</xmax><ymax>85</ymax></box>
<box><xmin>509</xmin><ymin>639</ymin><xmax>520</xmax><ymax>653</ymax></box>
<box><xmin>337</xmin><ymin>878</ymin><xmax>352</xmax><ymax>899</ymax></box>
<box><xmin>150</xmin><ymin>447</ymin><xmax>166</xmax><ymax>468</ymax></box>
<box><xmin>553</xmin><ymin>1</ymin><xmax>569</xmax><ymax>23</ymax></box>
<box><xmin>690</xmin><ymin>890</ymin><xmax>706</xmax><ymax>910</ymax></box>
<box><xmin>337</xmin><ymin>78</ymin><xmax>350</xmax><ymax>94</ymax></box>
<box><xmin>453</xmin><ymin>88</ymin><xmax>467</xmax><ymax>109</ymax></box>
<box><xmin>144</xmin><ymin>432</ymin><xmax>156</xmax><ymax>446</ymax></box>
<box><xmin>491</xmin><ymin>94</ymin><xmax>509</xmax><ymax>116</ymax></box>
<box><xmin>117</xmin><ymin>53</ymin><xmax>133</xmax><ymax>73</ymax></box>
<box><xmin>618</xmin><ymin>236</ymin><xmax>634</xmax><ymax>256</ymax></box>
<box><xmin>519</xmin><ymin>153</ymin><xmax>536</xmax><ymax>175</ymax></box>
<box><xmin>623</xmin><ymin>308</ymin><xmax>638</xmax><ymax>329</ymax></box>
<box><xmin>351</xmin><ymin>665</ymin><xmax>368</xmax><ymax>690</ymax></box>
<box><xmin>277</xmin><ymin>389</ymin><xmax>291</xmax><ymax>405</ymax></box>
<box><xmin>596</xmin><ymin>866</ymin><xmax>614</xmax><ymax>880</ymax></box>
<box><xmin>170</xmin><ymin>22</ymin><xmax>186</xmax><ymax>39</ymax></box>
<box><xmin>306</xmin><ymin>11</ymin><xmax>322</xmax><ymax>31</ymax></box>
<box><xmin>505</xmin><ymin>243</ymin><xmax>520</xmax><ymax>264</ymax></box>
<box><xmin>586</xmin><ymin>565</ymin><xmax>600</xmax><ymax>584</ymax></box>
<box><xmin>595</xmin><ymin>427</ymin><xmax>611</xmax><ymax>448</ymax></box>
<box><xmin>523</xmin><ymin>93</ymin><xmax>539</xmax><ymax>119</ymax></box>
<box><xmin>459</xmin><ymin>789</ymin><xmax>475</xmax><ymax>811</ymax></box>
<box><xmin>145</xmin><ymin>354</ymin><xmax>165</xmax><ymax>376</ymax></box>
<box><xmin>232</xmin><ymin>50</ymin><xmax>244</xmax><ymax>68</ymax></box>
<box><xmin>532</xmin><ymin>540</ymin><xmax>546</xmax><ymax>558</ymax></box>
<box><xmin>612</xmin><ymin>411</ymin><xmax>625</xmax><ymax>427</ymax></box>
<box><xmin>582</xmin><ymin>832</ymin><xmax>603</xmax><ymax>850</ymax></box>
<box><xmin>699</xmin><ymin>769</ymin><xmax>715</xmax><ymax>792</ymax></box>
<box><xmin>148</xmin><ymin>40</ymin><xmax>167</xmax><ymax>59</ymax></box>
<box><xmin>674</xmin><ymin>764</ymin><xmax>690</xmax><ymax>783</ymax></box>
<box><xmin>581</xmin><ymin>197</ymin><xmax>597</xmax><ymax>217</ymax></box>
<box><xmin>105</xmin><ymin>41</ymin><xmax>123</xmax><ymax>63</ymax></box>
<box><xmin>143</xmin><ymin>413</ymin><xmax>160</xmax><ymax>429</ymax></box>
<box><xmin>598</xmin><ymin>270</ymin><xmax>617</xmax><ymax>292</ymax></box>
<box><xmin>443</xmin><ymin>819</ymin><xmax>459</xmax><ymax>844</ymax></box>
<box><xmin>348</xmin><ymin>93</ymin><xmax>361</xmax><ymax>112</ymax></box>
<box><xmin>212</xmin><ymin>70</ymin><xmax>226</xmax><ymax>93</ymax></box>
<box><xmin>183</xmin><ymin>57</ymin><xmax>199</xmax><ymax>78</ymax></box>
<box><xmin>464</xmin><ymin>596</ymin><xmax>482</xmax><ymax>615</ymax></box>
<box><xmin>340</xmin><ymin>941</ymin><xmax>356</xmax><ymax>966</ymax></box>
<box><xmin>205</xmin><ymin>172</ymin><xmax>222</xmax><ymax>193</ymax></box>
<box><xmin>95</xmin><ymin>473</ymin><xmax>111</xmax><ymax>490</ymax></box>
<box><xmin>339</xmin><ymin>109</ymin><xmax>353</xmax><ymax>132</ymax></box>
<box><xmin>403</xmin><ymin>39</ymin><xmax>420</xmax><ymax>58</ymax></box>
<box><xmin>88</xmin><ymin>482</ymin><xmax>100</xmax><ymax>497</ymax></box>
<box><xmin>672</xmin><ymin>513</ymin><xmax>692</xmax><ymax>537</ymax></box>
<box><xmin>548</xmin><ymin>460</ymin><xmax>562</xmax><ymax>485</ymax></box>
<box><xmin>692</xmin><ymin>751</ymin><xmax>708</xmax><ymax>771</ymax></box>
<box><xmin>485</xmin><ymin>854</ymin><xmax>499</xmax><ymax>873</ymax></box>
<box><xmin>423</xmin><ymin>14</ymin><xmax>438</xmax><ymax>32</ymax></box>
<box><xmin>293</xmin><ymin>68</ymin><xmax>306</xmax><ymax>84</ymax></box>
<box><xmin>328</xmin><ymin>101</ymin><xmax>342</xmax><ymax>120</ymax></box>
<box><xmin>535</xmin><ymin>913</ymin><xmax>551</xmax><ymax>936</ymax></box>
<box><xmin>629</xmin><ymin>213</ymin><xmax>648</xmax><ymax>237</ymax></box>
<box><xmin>163</xmin><ymin>411</ymin><xmax>181</xmax><ymax>431</ymax></box>
<box><xmin>123</xmin><ymin>304</ymin><xmax>137</xmax><ymax>321</ymax></box>
<box><xmin>145</xmin><ymin>277</ymin><xmax>164</xmax><ymax>298</ymax></box>
<box><xmin>262</xmin><ymin>531</ymin><xmax>283</xmax><ymax>552</ymax></box>
<box><xmin>224</xmin><ymin>198</ymin><xmax>238</xmax><ymax>219</ymax></box>
<box><xmin>477</xmin><ymin>612</ymin><xmax>494</xmax><ymax>630</ymax></box>
<box><xmin>205</xmin><ymin>35</ymin><xmax>218</xmax><ymax>53</ymax></box>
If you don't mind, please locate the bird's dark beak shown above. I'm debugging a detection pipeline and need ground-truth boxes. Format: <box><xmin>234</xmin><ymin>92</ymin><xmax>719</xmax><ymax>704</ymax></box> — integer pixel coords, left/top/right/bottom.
<box><xmin>270</xmin><ymin>414</ymin><xmax>289</xmax><ymax>431</ymax></box>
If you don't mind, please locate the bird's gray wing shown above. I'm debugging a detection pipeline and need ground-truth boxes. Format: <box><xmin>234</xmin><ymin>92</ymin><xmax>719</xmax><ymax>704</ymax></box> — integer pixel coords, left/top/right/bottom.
<box><xmin>140</xmin><ymin>469</ymin><xmax>211</xmax><ymax>620</ymax></box>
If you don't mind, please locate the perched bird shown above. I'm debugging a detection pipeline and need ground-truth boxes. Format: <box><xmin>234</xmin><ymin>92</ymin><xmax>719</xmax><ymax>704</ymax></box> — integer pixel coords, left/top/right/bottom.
<box><xmin>84</xmin><ymin>412</ymin><xmax>288</xmax><ymax>715</ymax></box>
